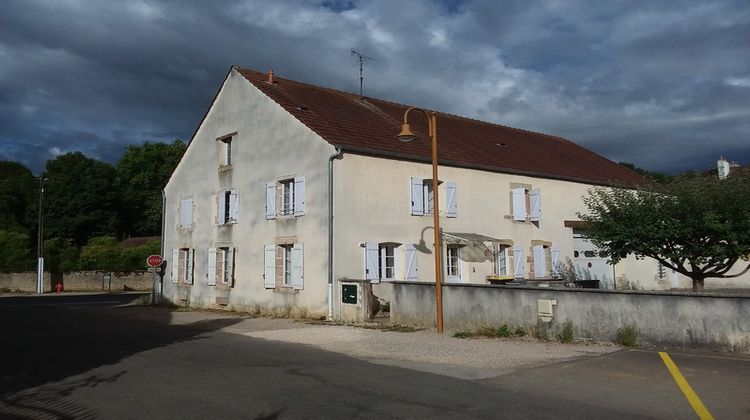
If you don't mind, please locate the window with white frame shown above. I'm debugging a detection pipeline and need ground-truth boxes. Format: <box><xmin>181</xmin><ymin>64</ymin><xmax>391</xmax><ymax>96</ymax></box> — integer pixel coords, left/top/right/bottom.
<box><xmin>494</xmin><ymin>244</ymin><xmax>513</xmax><ymax>277</ymax></box>
<box><xmin>409</xmin><ymin>177</ymin><xmax>457</xmax><ymax>218</ymax></box>
<box><xmin>446</xmin><ymin>245</ymin><xmax>461</xmax><ymax>280</ymax></box>
<box><xmin>178</xmin><ymin>197</ymin><xmax>193</xmax><ymax>229</ymax></box>
<box><xmin>532</xmin><ymin>244</ymin><xmax>559</xmax><ymax>279</ymax></box>
<box><xmin>266</xmin><ymin>177</ymin><xmax>305</xmax><ymax>219</ymax></box>
<box><xmin>511</xmin><ymin>186</ymin><xmax>541</xmax><ymax>222</ymax></box>
<box><xmin>217</xmin><ymin>189</ymin><xmax>239</xmax><ymax>225</ymax></box>
<box><xmin>218</xmin><ymin>133</ymin><xmax>234</xmax><ymax>167</ymax></box>
<box><xmin>264</xmin><ymin>242</ymin><xmax>303</xmax><ymax>289</ymax></box>
<box><xmin>207</xmin><ymin>246</ymin><xmax>234</xmax><ymax>286</ymax></box>
<box><xmin>170</xmin><ymin>248</ymin><xmax>194</xmax><ymax>284</ymax></box>
<box><xmin>364</xmin><ymin>242</ymin><xmax>402</xmax><ymax>282</ymax></box>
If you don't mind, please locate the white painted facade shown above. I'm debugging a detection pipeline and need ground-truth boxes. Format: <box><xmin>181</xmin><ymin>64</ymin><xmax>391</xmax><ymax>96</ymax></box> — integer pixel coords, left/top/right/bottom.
<box><xmin>163</xmin><ymin>68</ymin><xmax>748</xmax><ymax>317</ymax></box>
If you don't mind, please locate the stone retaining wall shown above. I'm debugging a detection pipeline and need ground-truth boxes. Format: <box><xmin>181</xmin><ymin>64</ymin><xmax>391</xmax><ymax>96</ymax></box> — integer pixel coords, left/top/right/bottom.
<box><xmin>0</xmin><ymin>271</ymin><xmax>154</xmax><ymax>293</ymax></box>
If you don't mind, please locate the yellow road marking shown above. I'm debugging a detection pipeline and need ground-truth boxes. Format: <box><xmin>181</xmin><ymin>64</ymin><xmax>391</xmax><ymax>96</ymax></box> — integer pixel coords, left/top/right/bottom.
<box><xmin>659</xmin><ymin>352</ymin><xmax>714</xmax><ymax>420</ymax></box>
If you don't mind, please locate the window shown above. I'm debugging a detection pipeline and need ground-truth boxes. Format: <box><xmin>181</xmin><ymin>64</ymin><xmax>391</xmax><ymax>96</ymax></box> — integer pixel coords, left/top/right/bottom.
<box><xmin>379</xmin><ymin>244</ymin><xmax>395</xmax><ymax>279</ymax></box>
<box><xmin>409</xmin><ymin>177</ymin><xmax>457</xmax><ymax>218</ymax></box>
<box><xmin>532</xmin><ymin>244</ymin><xmax>559</xmax><ymax>278</ymax></box>
<box><xmin>364</xmin><ymin>242</ymin><xmax>402</xmax><ymax>282</ymax></box>
<box><xmin>207</xmin><ymin>247</ymin><xmax>234</xmax><ymax>286</ymax></box>
<box><xmin>266</xmin><ymin>176</ymin><xmax>305</xmax><ymax>219</ymax></box>
<box><xmin>217</xmin><ymin>189</ymin><xmax>239</xmax><ymax>224</ymax></box>
<box><xmin>281</xmin><ymin>179</ymin><xmax>295</xmax><ymax>216</ymax></box>
<box><xmin>264</xmin><ymin>243</ymin><xmax>303</xmax><ymax>289</ymax></box>
<box><xmin>170</xmin><ymin>248</ymin><xmax>194</xmax><ymax>284</ymax></box>
<box><xmin>511</xmin><ymin>187</ymin><xmax>541</xmax><ymax>222</ymax></box>
<box><xmin>218</xmin><ymin>134</ymin><xmax>234</xmax><ymax>167</ymax></box>
<box><xmin>494</xmin><ymin>244</ymin><xmax>513</xmax><ymax>277</ymax></box>
<box><xmin>179</xmin><ymin>197</ymin><xmax>193</xmax><ymax>228</ymax></box>
<box><xmin>446</xmin><ymin>245</ymin><xmax>461</xmax><ymax>280</ymax></box>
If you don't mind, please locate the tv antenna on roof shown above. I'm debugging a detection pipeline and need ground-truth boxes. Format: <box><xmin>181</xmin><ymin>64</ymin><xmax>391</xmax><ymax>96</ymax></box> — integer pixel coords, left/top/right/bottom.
<box><xmin>351</xmin><ymin>49</ymin><xmax>373</xmax><ymax>101</ymax></box>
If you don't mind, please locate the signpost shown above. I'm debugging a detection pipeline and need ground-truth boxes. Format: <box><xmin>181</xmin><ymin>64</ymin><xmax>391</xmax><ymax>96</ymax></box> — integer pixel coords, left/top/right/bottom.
<box><xmin>147</xmin><ymin>255</ymin><xmax>164</xmax><ymax>304</ymax></box>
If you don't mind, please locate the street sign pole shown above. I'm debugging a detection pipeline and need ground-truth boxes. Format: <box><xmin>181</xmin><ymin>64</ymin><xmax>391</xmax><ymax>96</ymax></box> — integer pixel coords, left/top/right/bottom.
<box><xmin>146</xmin><ymin>255</ymin><xmax>164</xmax><ymax>304</ymax></box>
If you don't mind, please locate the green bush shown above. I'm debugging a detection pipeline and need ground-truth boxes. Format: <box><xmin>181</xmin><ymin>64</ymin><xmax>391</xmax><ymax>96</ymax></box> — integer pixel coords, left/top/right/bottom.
<box><xmin>616</xmin><ymin>323</ymin><xmax>639</xmax><ymax>347</ymax></box>
<box><xmin>78</xmin><ymin>236</ymin><xmax>160</xmax><ymax>271</ymax></box>
<box><xmin>0</xmin><ymin>229</ymin><xmax>33</xmax><ymax>272</ymax></box>
<box><xmin>558</xmin><ymin>320</ymin><xmax>575</xmax><ymax>343</ymax></box>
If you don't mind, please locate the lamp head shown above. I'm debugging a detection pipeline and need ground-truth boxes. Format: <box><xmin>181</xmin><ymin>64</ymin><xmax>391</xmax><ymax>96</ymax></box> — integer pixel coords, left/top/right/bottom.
<box><xmin>396</xmin><ymin>123</ymin><xmax>418</xmax><ymax>142</ymax></box>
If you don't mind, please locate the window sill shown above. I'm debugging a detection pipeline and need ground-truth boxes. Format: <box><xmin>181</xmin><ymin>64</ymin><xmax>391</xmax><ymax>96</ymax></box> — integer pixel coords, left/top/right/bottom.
<box><xmin>177</xmin><ymin>225</ymin><xmax>194</xmax><ymax>232</ymax></box>
<box><xmin>273</xmin><ymin>286</ymin><xmax>300</xmax><ymax>294</ymax></box>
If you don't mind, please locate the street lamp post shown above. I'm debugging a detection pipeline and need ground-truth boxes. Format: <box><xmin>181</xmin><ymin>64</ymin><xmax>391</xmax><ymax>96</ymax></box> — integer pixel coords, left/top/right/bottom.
<box><xmin>37</xmin><ymin>174</ymin><xmax>46</xmax><ymax>294</ymax></box>
<box><xmin>396</xmin><ymin>108</ymin><xmax>444</xmax><ymax>334</ymax></box>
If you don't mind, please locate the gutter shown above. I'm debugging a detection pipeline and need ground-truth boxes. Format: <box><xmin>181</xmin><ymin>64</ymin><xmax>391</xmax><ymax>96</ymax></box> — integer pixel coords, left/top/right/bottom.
<box><xmin>327</xmin><ymin>147</ymin><xmax>343</xmax><ymax>320</ymax></box>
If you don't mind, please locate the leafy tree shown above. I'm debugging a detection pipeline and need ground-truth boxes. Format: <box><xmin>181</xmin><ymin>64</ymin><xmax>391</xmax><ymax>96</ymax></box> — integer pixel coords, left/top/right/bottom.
<box><xmin>579</xmin><ymin>170</ymin><xmax>750</xmax><ymax>292</ymax></box>
<box><xmin>0</xmin><ymin>230</ymin><xmax>33</xmax><ymax>272</ymax></box>
<box><xmin>116</xmin><ymin>140</ymin><xmax>185</xmax><ymax>237</ymax></box>
<box><xmin>0</xmin><ymin>160</ymin><xmax>37</xmax><ymax>231</ymax></box>
<box><xmin>44</xmin><ymin>237</ymin><xmax>80</xmax><ymax>273</ymax></box>
<box><xmin>617</xmin><ymin>162</ymin><xmax>671</xmax><ymax>183</ymax></box>
<box><xmin>45</xmin><ymin>152</ymin><xmax>118</xmax><ymax>247</ymax></box>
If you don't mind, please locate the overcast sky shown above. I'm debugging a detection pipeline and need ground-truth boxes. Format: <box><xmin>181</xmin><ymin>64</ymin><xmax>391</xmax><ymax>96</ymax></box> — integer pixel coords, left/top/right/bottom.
<box><xmin>1</xmin><ymin>0</ymin><xmax>748</xmax><ymax>174</ymax></box>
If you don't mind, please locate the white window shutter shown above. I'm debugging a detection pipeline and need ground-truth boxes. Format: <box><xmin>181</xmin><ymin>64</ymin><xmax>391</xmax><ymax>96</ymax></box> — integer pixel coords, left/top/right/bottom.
<box><xmin>404</xmin><ymin>244</ymin><xmax>418</xmax><ymax>280</ymax></box>
<box><xmin>410</xmin><ymin>177</ymin><xmax>424</xmax><ymax>216</ymax></box>
<box><xmin>513</xmin><ymin>246</ymin><xmax>525</xmax><ymax>278</ymax></box>
<box><xmin>291</xmin><ymin>243</ymin><xmax>304</xmax><ymax>290</ymax></box>
<box><xmin>529</xmin><ymin>189</ymin><xmax>541</xmax><ymax>221</ymax></box>
<box><xmin>180</xmin><ymin>198</ymin><xmax>192</xmax><ymax>227</ymax></box>
<box><xmin>217</xmin><ymin>192</ymin><xmax>227</xmax><ymax>224</ymax></box>
<box><xmin>551</xmin><ymin>246</ymin><xmax>560</xmax><ymax>277</ymax></box>
<box><xmin>265</xmin><ymin>182</ymin><xmax>276</xmax><ymax>220</ymax></box>
<box><xmin>186</xmin><ymin>249</ymin><xmax>195</xmax><ymax>284</ymax></box>
<box><xmin>533</xmin><ymin>245</ymin><xmax>546</xmax><ymax>279</ymax></box>
<box><xmin>171</xmin><ymin>249</ymin><xmax>179</xmax><ymax>283</ymax></box>
<box><xmin>226</xmin><ymin>247</ymin><xmax>235</xmax><ymax>286</ymax></box>
<box><xmin>446</xmin><ymin>182</ymin><xmax>457</xmax><ymax>218</ymax></box>
<box><xmin>229</xmin><ymin>190</ymin><xmax>239</xmax><ymax>223</ymax></box>
<box><xmin>263</xmin><ymin>244</ymin><xmax>276</xmax><ymax>288</ymax></box>
<box><xmin>207</xmin><ymin>248</ymin><xmax>217</xmax><ymax>286</ymax></box>
<box><xmin>364</xmin><ymin>242</ymin><xmax>379</xmax><ymax>281</ymax></box>
<box><xmin>294</xmin><ymin>176</ymin><xmax>305</xmax><ymax>216</ymax></box>
<box><xmin>512</xmin><ymin>188</ymin><xmax>526</xmax><ymax>221</ymax></box>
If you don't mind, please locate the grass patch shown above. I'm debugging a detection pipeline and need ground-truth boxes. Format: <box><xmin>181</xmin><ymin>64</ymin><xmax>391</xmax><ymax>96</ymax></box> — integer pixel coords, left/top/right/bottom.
<box><xmin>615</xmin><ymin>323</ymin><xmax>639</xmax><ymax>347</ymax></box>
<box><xmin>362</xmin><ymin>323</ymin><xmax>420</xmax><ymax>332</ymax></box>
<box><xmin>453</xmin><ymin>323</ymin><xmax>527</xmax><ymax>339</ymax></box>
<box><xmin>557</xmin><ymin>320</ymin><xmax>575</xmax><ymax>343</ymax></box>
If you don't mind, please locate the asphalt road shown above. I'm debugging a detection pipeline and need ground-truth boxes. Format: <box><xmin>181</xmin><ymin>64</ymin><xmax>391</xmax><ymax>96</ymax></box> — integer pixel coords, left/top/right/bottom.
<box><xmin>1</xmin><ymin>294</ymin><xmax>748</xmax><ymax>419</ymax></box>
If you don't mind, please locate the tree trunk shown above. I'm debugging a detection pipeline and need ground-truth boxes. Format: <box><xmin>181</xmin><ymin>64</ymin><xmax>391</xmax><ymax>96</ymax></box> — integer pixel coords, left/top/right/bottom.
<box><xmin>691</xmin><ymin>277</ymin><xmax>705</xmax><ymax>293</ymax></box>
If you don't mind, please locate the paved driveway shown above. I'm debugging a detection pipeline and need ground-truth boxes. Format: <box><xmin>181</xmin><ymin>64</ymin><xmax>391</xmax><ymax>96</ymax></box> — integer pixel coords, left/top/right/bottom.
<box><xmin>1</xmin><ymin>294</ymin><xmax>747</xmax><ymax>419</ymax></box>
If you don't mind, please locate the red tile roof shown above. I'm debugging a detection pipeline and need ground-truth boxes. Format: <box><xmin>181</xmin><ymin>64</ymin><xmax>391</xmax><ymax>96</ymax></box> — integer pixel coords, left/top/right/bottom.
<box><xmin>237</xmin><ymin>67</ymin><xmax>644</xmax><ymax>186</ymax></box>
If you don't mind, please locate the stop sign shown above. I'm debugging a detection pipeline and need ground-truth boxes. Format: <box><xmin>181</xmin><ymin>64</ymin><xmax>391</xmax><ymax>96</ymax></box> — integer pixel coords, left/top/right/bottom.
<box><xmin>146</xmin><ymin>255</ymin><xmax>164</xmax><ymax>267</ymax></box>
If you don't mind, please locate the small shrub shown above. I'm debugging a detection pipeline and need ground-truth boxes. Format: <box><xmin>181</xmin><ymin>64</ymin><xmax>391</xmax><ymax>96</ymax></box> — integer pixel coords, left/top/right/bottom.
<box><xmin>453</xmin><ymin>331</ymin><xmax>473</xmax><ymax>338</ymax></box>
<box><xmin>477</xmin><ymin>324</ymin><xmax>512</xmax><ymax>338</ymax></box>
<box><xmin>531</xmin><ymin>323</ymin><xmax>550</xmax><ymax>341</ymax></box>
<box><xmin>616</xmin><ymin>323</ymin><xmax>639</xmax><ymax>347</ymax></box>
<box><xmin>558</xmin><ymin>320</ymin><xmax>575</xmax><ymax>343</ymax></box>
<box><xmin>381</xmin><ymin>301</ymin><xmax>390</xmax><ymax>313</ymax></box>
<box><xmin>513</xmin><ymin>326</ymin><xmax>527</xmax><ymax>337</ymax></box>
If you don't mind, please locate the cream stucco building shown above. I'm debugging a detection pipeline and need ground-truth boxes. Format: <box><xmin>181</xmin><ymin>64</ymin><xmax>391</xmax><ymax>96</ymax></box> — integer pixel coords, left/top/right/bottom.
<box><xmin>162</xmin><ymin>67</ymin><xmax>744</xmax><ymax>319</ymax></box>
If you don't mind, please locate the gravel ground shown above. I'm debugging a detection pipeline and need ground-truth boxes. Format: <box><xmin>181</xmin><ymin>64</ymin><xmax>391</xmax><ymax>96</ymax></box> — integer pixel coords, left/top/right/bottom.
<box><xmin>211</xmin><ymin>317</ymin><xmax>622</xmax><ymax>380</ymax></box>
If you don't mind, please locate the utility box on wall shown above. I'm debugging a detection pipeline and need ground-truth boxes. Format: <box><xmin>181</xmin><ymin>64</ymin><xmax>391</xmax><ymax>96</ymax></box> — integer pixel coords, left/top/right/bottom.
<box><xmin>336</xmin><ymin>279</ymin><xmax>374</xmax><ymax>322</ymax></box>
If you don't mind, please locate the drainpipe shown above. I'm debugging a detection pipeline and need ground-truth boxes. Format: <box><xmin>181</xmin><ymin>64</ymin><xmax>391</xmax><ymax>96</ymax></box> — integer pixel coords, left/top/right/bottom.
<box><xmin>327</xmin><ymin>147</ymin><xmax>342</xmax><ymax>320</ymax></box>
<box><xmin>160</xmin><ymin>189</ymin><xmax>167</xmax><ymax>303</ymax></box>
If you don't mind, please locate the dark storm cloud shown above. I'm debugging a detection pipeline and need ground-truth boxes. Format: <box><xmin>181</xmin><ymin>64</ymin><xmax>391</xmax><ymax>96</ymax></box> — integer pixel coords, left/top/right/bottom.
<box><xmin>0</xmin><ymin>0</ymin><xmax>748</xmax><ymax>174</ymax></box>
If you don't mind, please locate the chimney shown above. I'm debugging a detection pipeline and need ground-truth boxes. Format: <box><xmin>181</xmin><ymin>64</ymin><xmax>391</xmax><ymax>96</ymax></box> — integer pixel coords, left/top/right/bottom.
<box><xmin>266</xmin><ymin>69</ymin><xmax>275</xmax><ymax>84</ymax></box>
<box><xmin>717</xmin><ymin>156</ymin><xmax>730</xmax><ymax>180</ymax></box>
